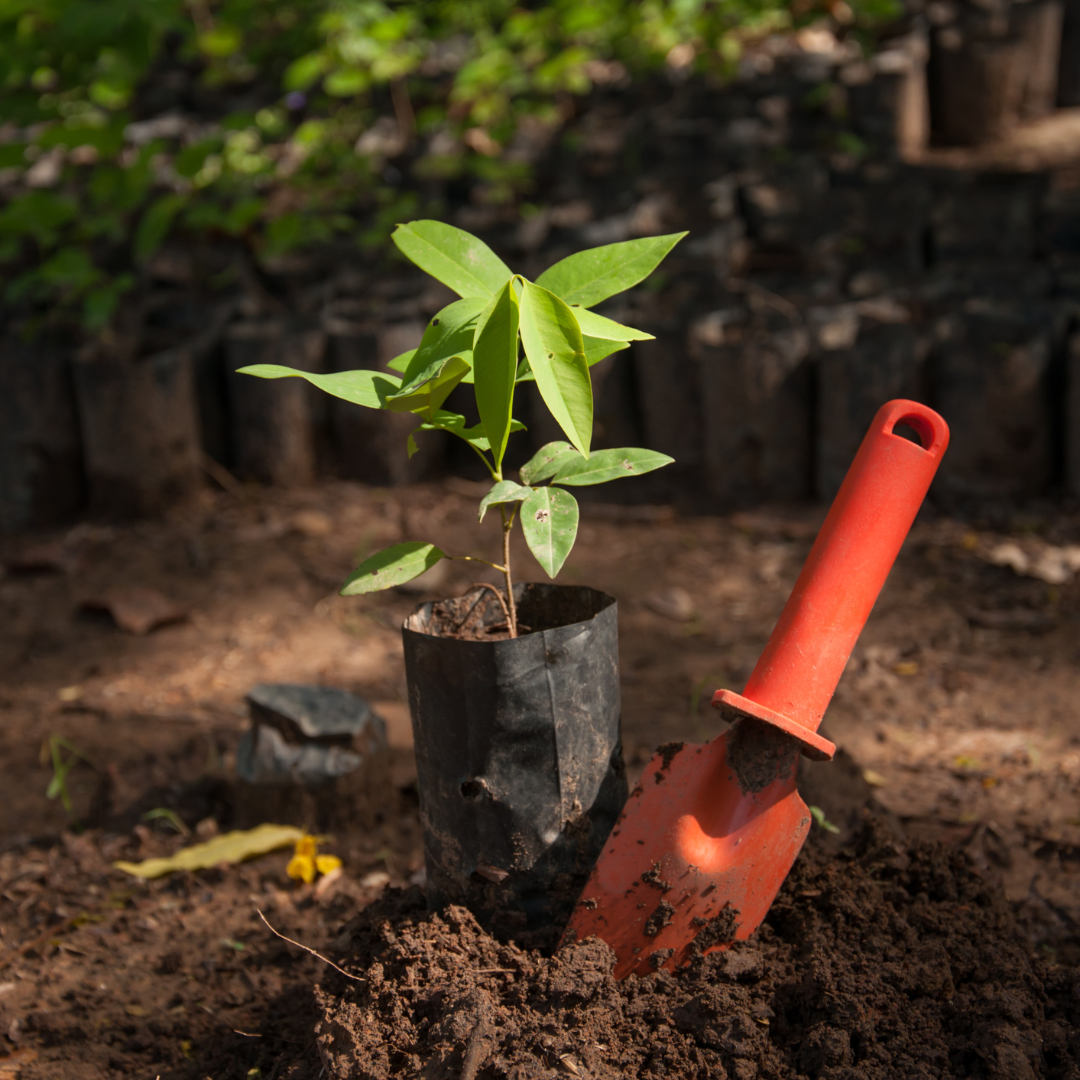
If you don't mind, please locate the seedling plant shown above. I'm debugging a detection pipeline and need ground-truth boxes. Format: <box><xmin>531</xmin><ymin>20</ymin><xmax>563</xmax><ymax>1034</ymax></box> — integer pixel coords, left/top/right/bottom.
<box><xmin>44</xmin><ymin>734</ymin><xmax>91</xmax><ymax>815</ymax></box>
<box><xmin>241</xmin><ymin>220</ymin><xmax>684</xmax><ymax>637</ymax></box>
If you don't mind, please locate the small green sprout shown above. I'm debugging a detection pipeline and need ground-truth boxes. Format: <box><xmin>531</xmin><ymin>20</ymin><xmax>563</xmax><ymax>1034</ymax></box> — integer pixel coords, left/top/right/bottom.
<box><xmin>809</xmin><ymin>805</ymin><xmax>841</xmax><ymax>834</ymax></box>
<box><xmin>44</xmin><ymin>735</ymin><xmax>91</xmax><ymax>815</ymax></box>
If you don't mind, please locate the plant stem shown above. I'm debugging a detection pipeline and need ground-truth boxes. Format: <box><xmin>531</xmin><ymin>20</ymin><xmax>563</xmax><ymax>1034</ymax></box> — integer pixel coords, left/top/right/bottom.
<box><xmin>500</xmin><ymin>506</ymin><xmax>518</xmax><ymax>638</ymax></box>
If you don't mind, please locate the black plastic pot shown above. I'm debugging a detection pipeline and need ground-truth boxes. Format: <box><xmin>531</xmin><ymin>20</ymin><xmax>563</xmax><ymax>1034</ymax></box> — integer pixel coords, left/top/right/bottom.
<box><xmin>402</xmin><ymin>582</ymin><xmax>628</xmax><ymax>940</ymax></box>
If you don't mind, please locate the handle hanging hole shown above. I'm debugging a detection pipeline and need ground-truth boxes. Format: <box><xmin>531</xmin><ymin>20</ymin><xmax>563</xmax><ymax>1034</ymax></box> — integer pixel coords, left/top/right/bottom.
<box><xmin>891</xmin><ymin>415</ymin><xmax>933</xmax><ymax>450</ymax></box>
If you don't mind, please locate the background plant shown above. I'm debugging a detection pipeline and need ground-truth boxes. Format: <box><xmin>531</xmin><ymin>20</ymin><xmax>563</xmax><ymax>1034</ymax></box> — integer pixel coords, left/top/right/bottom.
<box><xmin>0</xmin><ymin>0</ymin><xmax>902</xmax><ymax>335</ymax></box>
<box><xmin>240</xmin><ymin>220</ymin><xmax>684</xmax><ymax>636</ymax></box>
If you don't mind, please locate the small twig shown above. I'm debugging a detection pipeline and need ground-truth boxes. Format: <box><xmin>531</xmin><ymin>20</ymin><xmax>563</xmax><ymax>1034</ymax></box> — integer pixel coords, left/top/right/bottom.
<box><xmin>724</xmin><ymin>277</ymin><xmax>802</xmax><ymax>326</ymax></box>
<box><xmin>452</xmin><ymin>588</ymin><xmax>493</xmax><ymax>634</ymax></box>
<box><xmin>200</xmin><ymin>452</ymin><xmax>246</xmax><ymax>500</ymax></box>
<box><xmin>256</xmin><ymin>910</ymin><xmax>364</xmax><ymax>984</ymax></box>
<box><xmin>391</xmin><ymin>78</ymin><xmax>416</xmax><ymax>142</ymax></box>
<box><xmin>460</xmin><ymin>1017</ymin><xmax>490</xmax><ymax>1080</ymax></box>
<box><xmin>472</xmin><ymin>583</ymin><xmax>512</xmax><ymax>628</ymax></box>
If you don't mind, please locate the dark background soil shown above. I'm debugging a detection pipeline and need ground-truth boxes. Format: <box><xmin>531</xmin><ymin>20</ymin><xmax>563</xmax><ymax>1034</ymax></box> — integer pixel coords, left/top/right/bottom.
<box><xmin>1</xmin><ymin>479</ymin><xmax>1079</xmax><ymax>1077</ymax></box>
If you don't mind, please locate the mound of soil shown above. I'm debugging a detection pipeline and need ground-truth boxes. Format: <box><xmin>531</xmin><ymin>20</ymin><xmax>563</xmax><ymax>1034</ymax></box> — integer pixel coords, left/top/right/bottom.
<box><xmin>316</xmin><ymin>819</ymin><xmax>1079</xmax><ymax>1080</ymax></box>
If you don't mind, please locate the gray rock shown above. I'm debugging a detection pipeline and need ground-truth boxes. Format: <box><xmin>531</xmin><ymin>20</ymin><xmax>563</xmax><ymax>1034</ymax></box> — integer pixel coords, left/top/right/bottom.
<box><xmin>236</xmin><ymin>724</ymin><xmax>364</xmax><ymax>788</ymax></box>
<box><xmin>246</xmin><ymin>683</ymin><xmax>382</xmax><ymax>743</ymax></box>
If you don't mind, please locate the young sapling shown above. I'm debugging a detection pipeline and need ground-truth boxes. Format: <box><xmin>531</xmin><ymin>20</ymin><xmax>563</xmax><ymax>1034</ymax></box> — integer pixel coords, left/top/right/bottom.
<box><xmin>240</xmin><ymin>220</ymin><xmax>684</xmax><ymax>637</ymax></box>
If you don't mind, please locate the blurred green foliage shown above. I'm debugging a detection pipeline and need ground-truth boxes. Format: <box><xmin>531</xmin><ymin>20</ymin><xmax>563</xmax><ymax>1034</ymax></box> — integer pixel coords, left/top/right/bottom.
<box><xmin>0</xmin><ymin>0</ymin><xmax>901</xmax><ymax>334</ymax></box>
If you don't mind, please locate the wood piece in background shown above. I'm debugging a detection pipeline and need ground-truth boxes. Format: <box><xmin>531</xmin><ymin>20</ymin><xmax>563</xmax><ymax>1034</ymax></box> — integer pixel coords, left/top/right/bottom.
<box><xmin>1065</xmin><ymin>332</ymin><xmax>1080</xmax><ymax>499</ymax></box>
<box><xmin>816</xmin><ymin>319</ymin><xmax>924</xmax><ymax>501</ymax></box>
<box><xmin>1015</xmin><ymin>0</ymin><xmax>1065</xmax><ymax>120</ymax></box>
<box><xmin>632</xmin><ymin>322</ymin><xmax>702</xmax><ymax>474</ymax></box>
<box><xmin>0</xmin><ymin>335</ymin><xmax>84</xmax><ymax>531</ymax></box>
<box><xmin>931</xmin><ymin>32</ymin><xmax>1028</xmax><ymax>146</ymax></box>
<box><xmin>225</xmin><ymin>320</ymin><xmax>324</xmax><ymax>487</ymax></box>
<box><xmin>1058</xmin><ymin>0</ymin><xmax>1080</xmax><ymax>106</ymax></box>
<box><xmin>72</xmin><ymin>344</ymin><xmax>202</xmax><ymax>519</ymax></box>
<box><xmin>693</xmin><ymin>312</ymin><xmax>812</xmax><ymax>505</ymax></box>
<box><xmin>931</xmin><ymin>308</ymin><xmax>1059</xmax><ymax>501</ymax></box>
<box><xmin>326</xmin><ymin>320</ymin><xmax>447</xmax><ymax>484</ymax></box>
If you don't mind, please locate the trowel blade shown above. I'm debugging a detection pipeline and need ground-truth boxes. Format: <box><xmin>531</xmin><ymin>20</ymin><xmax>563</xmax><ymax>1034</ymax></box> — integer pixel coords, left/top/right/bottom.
<box><xmin>563</xmin><ymin>720</ymin><xmax>809</xmax><ymax>979</ymax></box>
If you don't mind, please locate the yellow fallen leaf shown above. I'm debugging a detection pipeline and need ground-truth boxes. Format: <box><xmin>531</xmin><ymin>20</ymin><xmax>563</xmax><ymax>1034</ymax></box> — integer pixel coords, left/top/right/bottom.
<box><xmin>125</xmin><ymin>1004</ymin><xmax>147</xmax><ymax>1017</ymax></box>
<box><xmin>113</xmin><ymin>824</ymin><xmax>304</xmax><ymax>879</ymax></box>
<box><xmin>862</xmin><ymin>769</ymin><xmax>887</xmax><ymax>787</ymax></box>
<box><xmin>286</xmin><ymin>835</ymin><xmax>342</xmax><ymax>884</ymax></box>
<box><xmin>892</xmin><ymin>661</ymin><xmax>919</xmax><ymax>677</ymax></box>
<box><xmin>287</xmin><ymin>835</ymin><xmax>318</xmax><ymax>884</ymax></box>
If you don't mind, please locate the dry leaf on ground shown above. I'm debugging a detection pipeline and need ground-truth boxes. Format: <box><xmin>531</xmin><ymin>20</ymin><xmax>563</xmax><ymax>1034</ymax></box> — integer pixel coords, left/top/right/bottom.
<box><xmin>643</xmin><ymin>586</ymin><xmax>695</xmax><ymax>622</ymax></box>
<box><xmin>113</xmin><ymin>823</ymin><xmax>304</xmax><ymax>878</ymax></box>
<box><xmin>79</xmin><ymin>587</ymin><xmax>189</xmax><ymax>635</ymax></box>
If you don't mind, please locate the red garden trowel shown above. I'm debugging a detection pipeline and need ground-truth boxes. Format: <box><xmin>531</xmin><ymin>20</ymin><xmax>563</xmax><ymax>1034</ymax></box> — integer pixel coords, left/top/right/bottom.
<box><xmin>564</xmin><ymin>399</ymin><xmax>949</xmax><ymax>978</ymax></box>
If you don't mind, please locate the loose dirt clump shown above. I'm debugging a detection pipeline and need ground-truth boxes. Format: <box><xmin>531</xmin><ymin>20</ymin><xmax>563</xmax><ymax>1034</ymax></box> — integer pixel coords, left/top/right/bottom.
<box><xmin>317</xmin><ymin>819</ymin><xmax>1080</xmax><ymax>1080</ymax></box>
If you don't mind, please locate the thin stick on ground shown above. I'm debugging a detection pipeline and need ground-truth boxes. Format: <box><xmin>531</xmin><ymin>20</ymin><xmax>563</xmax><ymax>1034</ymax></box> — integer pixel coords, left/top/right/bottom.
<box><xmin>256</xmin><ymin>909</ymin><xmax>365</xmax><ymax>984</ymax></box>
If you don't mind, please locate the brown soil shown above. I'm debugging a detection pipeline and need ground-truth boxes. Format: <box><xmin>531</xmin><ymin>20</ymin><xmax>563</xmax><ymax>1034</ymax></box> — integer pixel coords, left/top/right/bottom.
<box><xmin>406</xmin><ymin>581</ymin><xmax>612</xmax><ymax>642</ymax></box>
<box><xmin>1</xmin><ymin>480</ymin><xmax>1079</xmax><ymax>1078</ymax></box>
<box><xmin>317</xmin><ymin>819</ymin><xmax>1079</xmax><ymax>1080</ymax></box>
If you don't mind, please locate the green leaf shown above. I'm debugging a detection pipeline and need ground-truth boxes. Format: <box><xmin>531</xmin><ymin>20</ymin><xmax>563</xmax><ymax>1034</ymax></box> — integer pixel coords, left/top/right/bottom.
<box><xmin>521</xmin><ymin>487</ymin><xmax>579</xmax><ymax>578</ymax></box>
<box><xmin>515</xmin><ymin>337</ymin><xmax>629</xmax><ymax>383</ymax></box>
<box><xmin>417</xmin><ymin>412</ymin><xmax>525</xmax><ymax>452</ymax></box>
<box><xmin>341</xmin><ymin>541</ymin><xmax>446</xmax><ymax>595</ymax></box>
<box><xmin>198</xmin><ymin>24</ymin><xmax>243</xmax><ymax>58</ymax></box>
<box><xmin>520</xmin><ymin>441</ymin><xmax>579</xmax><ymax>485</ymax></box>
<box><xmin>395</xmin><ymin>297</ymin><xmax>484</xmax><ymax>392</ymax></box>
<box><xmin>472</xmin><ymin>279</ymin><xmax>520</xmax><ymax>468</ymax></box>
<box><xmin>284</xmin><ymin>51</ymin><xmax>330</xmax><ymax>91</ymax></box>
<box><xmin>387</xmin><ymin>349</ymin><xmax>415</xmax><ymax>373</ymax></box>
<box><xmin>571</xmin><ymin>307</ymin><xmax>654</xmax><ymax>342</ymax></box>
<box><xmin>584</xmin><ymin>336</ymin><xmax>631</xmax><ymax>365</ymax></box>
<box><xmin>325</xmin><ymin>66</ymin><xmax>369</xmax><ymax>96</ymax></box>
<box><xmin>134</xmin><ymin>194</ymin><xmax>187</xmax><ymax>261</ymax></box>
<box><xmin>237</xmin><ymin>364</ymin><xmax>401</xmax><ymax>409</ymax></box>
<box><xmin>392</xmin><ymin>220</ymin><xmax>512</xmax><ymax>299</ymax></box>
<box><xmin>536</xmin><ymin>232</ymin><xmax>687</xmax><ymax>308</ymax></box>
<box><xmin>518</xmin><ymin>281</ymin><xmax>592</xmax><ymax>457</ymax></box>
<box><xmin>385</xmin><ymin>355</ymin><xmax>471</xmax><ymax>414</ymax></box>
<box><xmin>478</xmin><ymin>480</ymin><xmax>530</xmax><ymax>522</ymax></box>
<box><xmin>83</xmin><ymin>273</ymin><xmax>134</xmax><ymax>332</ymax></box>
<box><xmin>550</xmin><ymin>447</ymin><xmax>675</xmax><ymax>486</ymax></box>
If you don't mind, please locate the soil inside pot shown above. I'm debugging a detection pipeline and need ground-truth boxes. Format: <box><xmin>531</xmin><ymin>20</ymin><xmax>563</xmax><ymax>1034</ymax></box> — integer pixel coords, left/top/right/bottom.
<box><xmin>316</xmin><ymin>816</ymin><xmax>1080</xmax><ymax>1080</ymax></box>
<box><xmin>411</xmin><ymin>583</ymin><xmax>614</xmax><ymax>642</ymax></box>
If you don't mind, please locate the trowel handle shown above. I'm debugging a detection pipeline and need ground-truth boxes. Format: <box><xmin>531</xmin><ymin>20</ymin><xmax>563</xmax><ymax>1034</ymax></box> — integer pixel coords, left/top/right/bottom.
<box><xmin>738</xmin><ymin>400</ymin><xmax>949</xmax><ymax>735</ymax></box>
